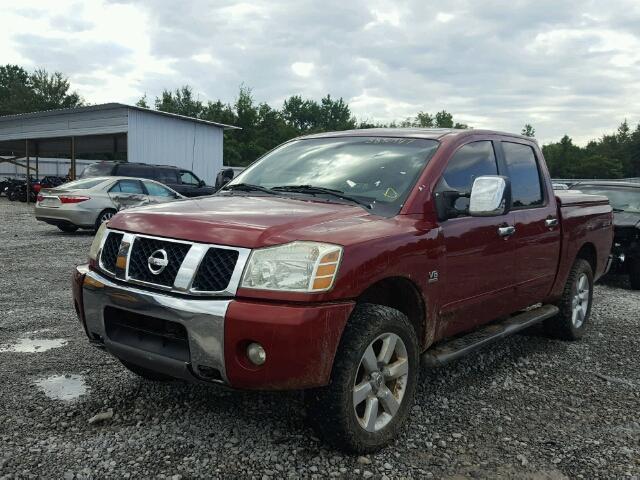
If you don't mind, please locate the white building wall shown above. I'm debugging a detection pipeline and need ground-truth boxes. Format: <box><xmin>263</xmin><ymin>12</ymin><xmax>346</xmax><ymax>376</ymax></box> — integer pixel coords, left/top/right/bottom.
<box><xmin>127</xmin><ymin>109</ymin><xmax>223</xmax><ymax>184</ymax></box>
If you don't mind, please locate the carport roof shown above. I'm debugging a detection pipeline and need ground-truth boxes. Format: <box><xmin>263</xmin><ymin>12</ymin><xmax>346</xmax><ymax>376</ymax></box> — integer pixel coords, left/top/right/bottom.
<box><xmin>0</xmin><ymin>103</ymin><xmax>240</xmax><ymax>130</ymax></box>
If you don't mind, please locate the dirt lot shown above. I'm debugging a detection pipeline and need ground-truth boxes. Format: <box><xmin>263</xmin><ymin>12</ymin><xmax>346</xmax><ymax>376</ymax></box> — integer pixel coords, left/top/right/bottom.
<box><xmin>0</xmin><ymin>200</ymin><xmax>639</xmax><ymax>479</ymax></box>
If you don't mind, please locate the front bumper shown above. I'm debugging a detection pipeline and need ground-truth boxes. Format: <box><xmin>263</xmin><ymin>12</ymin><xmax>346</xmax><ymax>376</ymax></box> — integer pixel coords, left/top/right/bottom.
<box><xmin>73</xmin><ymin>266</ymin><xmax>354</xmax><ymax>390</ymax></box>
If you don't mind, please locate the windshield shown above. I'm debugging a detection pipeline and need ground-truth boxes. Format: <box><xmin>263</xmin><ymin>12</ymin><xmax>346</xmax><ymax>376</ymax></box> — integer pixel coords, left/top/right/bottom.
<box><xmin>578</xmin><ymin>185</ymin><xmax>640</xmax><ymax>213</ymax></box>
<box><xmin>228</xmin><ymin>136</ymin><xmax>439</xmax><ymax>216</ymax></box>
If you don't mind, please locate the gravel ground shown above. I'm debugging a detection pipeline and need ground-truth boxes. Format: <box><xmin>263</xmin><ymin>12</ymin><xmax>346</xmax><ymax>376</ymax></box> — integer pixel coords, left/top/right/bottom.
<box><xmin>0</xmin><ymin>199</ymin><xmax>639</xmax><ymax>480</ymax></box>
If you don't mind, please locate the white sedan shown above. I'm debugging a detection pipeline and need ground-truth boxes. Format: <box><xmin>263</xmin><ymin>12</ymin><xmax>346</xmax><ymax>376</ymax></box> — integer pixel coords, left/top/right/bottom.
<box><xmin>35</xmin><ymin>176</ymin><xmax>184</xmax><ymax>233</ymax></box>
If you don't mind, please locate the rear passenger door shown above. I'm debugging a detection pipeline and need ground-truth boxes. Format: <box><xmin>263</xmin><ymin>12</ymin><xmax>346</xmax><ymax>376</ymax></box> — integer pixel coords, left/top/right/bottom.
<box><xmin>108</xmin><ymin>179</ymin><xmax>149</xmax><ymax>210</ymax></box>
<box><xmin>499</xmin><ymin>141</ymin><xmax>561</xmax><ymax>306</ymax></box>
<box><xmin>436</xmin><ymin>140</ymin><xmax>517</xmax><ymax>337</ymax></box>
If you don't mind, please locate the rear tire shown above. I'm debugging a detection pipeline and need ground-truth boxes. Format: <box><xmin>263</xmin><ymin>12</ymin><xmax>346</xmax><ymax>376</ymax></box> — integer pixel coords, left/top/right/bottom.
<box><xmin>95</xmin><ymin>209</ymin><xmax>117</xmax><ymax>230</ymax></box>
<box><xmin>56</xmin><ymin>224</ymin><xmax>78</xmax><ymax>233</ymax></box>
<box><xmin>305</xmin><ymin>304</ymin><xmax>419</xmax><ymax>453</ymax></box>
<box><xmin>119</xmin><ymin>360</ymin><xmax>174</xmax><ymax>381</ymax></box>
<box><xmin>629</xmin><ymin>259</ymin><xmax>640</xmax><ymax>290</ymax></box>
<box><xmin>544</xmin><ymin>259</ymin><xmax>593</xmax><ymax>340</ymax></box>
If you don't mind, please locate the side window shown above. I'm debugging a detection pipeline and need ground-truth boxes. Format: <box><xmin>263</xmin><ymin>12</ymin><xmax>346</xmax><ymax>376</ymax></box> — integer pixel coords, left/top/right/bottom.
<box><xmin>143</xmin><ymin>180</ymin><xmax>174</xmax><ymax>197</ymax></box>
<box><xmin>440</xmin><ymin>141</ymin><xmax>498</xmax><ymax>193</ymax></box>
<box><xmin>157</xmin><ymin>168</ymin><xmax>178</xmax><ymax>183</ymax></box>
<box><xmin>180</xmin><ymin>170</ymin><xmax>200</xmax><ymax>186</ymax></box>
<box><xmin>502</xmin><ymin>142</ymin><xmax>543</xmax><ymax>208</ymax></box>
<box><xmin>117</xmin><ymin>164</ymin><xmax>154</xmax><ymax>179</ymax></box>
<box><xmin>111</xmin><ymin>179</ymin><xmax>144</xmax><ymax>194</ymax></box>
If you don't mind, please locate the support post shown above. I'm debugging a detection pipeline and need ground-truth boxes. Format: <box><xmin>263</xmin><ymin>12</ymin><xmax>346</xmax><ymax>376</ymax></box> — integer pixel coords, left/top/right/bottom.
<box><xmin>25</xmin><ymin>139</ymin><xmax>30</xmax><ymax>204</ymax></box>
<box><xmin>35</xmin><ymin>141</ymin><xmax>39</xmax><ymax>179</ymax></box>
<box><xmin>71</xmin><ymin>136</ymin><xmax>76</xmax><ymax>180</ymax></box>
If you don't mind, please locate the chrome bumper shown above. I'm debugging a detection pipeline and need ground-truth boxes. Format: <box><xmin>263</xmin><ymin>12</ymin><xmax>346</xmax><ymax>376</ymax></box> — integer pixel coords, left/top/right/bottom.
<box><xmin>81</xmin><ymin>269</ymin><xmax>230</xmax><ymax>384</ymax></box>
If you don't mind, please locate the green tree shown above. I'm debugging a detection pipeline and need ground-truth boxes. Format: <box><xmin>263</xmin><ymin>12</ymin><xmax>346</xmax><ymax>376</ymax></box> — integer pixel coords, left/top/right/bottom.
<box><xmin>0</xmin><ymin>64</ymin><xmax>82</xmax><ymax>115</ymax></box>
<box><xmin>135</xmin><ymin>94</ymin><xmax>149</xmax><ymax>108</ymax></box>
<box><xmin>154</xmin><ymin>86</ymin><xmax>203</xmax><ymax>118</ymax></box>
<box><xmin>521</xmin><ymin>124</ymin><xmax>535</xmax><ymax>137</ymax></box>
<box><xmin>29</xmin><ymin>69</ymin><xmax>81</xmax><ymax>111</ymax></box>
<box><xmin>434</xmin><ymin>110</ymin><xmax>454</xmax><ymax>128</ymax></box>
<box><xmin>571</xmin><ymin>154</ymin><xmax>623</xmax><ymax>179</ymax></box>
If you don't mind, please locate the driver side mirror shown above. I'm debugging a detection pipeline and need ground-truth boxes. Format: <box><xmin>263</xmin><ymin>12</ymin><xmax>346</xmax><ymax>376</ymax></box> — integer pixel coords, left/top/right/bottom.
<box><xmin>469</xmin><ymin>176</ymin><xmax>511</xmax><ymax>216</ymax></box>
<box><xmin>215</xmin><ymin>168</ymin><xmax>235</xmax><ymax>191</ymax></box>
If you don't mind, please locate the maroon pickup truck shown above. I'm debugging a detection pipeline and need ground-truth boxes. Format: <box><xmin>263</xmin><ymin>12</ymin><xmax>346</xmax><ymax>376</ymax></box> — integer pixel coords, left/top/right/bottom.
<box><xmin>72</xmin><ymin>128</ymin><xmax>613</xmax><ymax>452</ymax></box>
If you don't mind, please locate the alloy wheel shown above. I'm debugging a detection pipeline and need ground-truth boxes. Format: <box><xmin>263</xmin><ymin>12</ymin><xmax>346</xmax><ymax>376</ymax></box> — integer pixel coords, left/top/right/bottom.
<box><xmin>352</xmin><ymin>333</ymin><xmax>409</xmax><ymax>432</ymax></box>
<box><xmin>571</xmin><ymin>273</ymin><xmax>590</xmax><ymax>328</ymax></box>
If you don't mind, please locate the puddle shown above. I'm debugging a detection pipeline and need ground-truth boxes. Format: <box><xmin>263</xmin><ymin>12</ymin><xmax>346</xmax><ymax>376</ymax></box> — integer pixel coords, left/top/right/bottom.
<box><xmin>0</xmin><ymin>338</ymin><xmax>68</xmax><ymax>353</ymax></box>
<box><xmin>35</xmin><ymin>375</ymin><xmax>88</xmax><ymax>401</ymax></box>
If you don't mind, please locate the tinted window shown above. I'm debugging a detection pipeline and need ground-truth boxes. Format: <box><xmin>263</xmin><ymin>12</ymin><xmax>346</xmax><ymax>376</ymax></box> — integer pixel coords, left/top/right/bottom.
<box><xmin>180</xmin><ymin>170</ymin><xmax>200</xmax><ymax>185</ymax></box>
<box><xmin>116</xmin><ymin>164</ymin><xmax>157</xmax><ymax>180</ymax></box>
<box><xmin>503</xmin><ymin>142</ymin><xmax>543</xmax><ymax>208</ymax></box>
<box><xmin>157</xmin><ymin>168</ymin><xmax>178</xmax><ymax>183</ymax></box>
<box><xmin>110</xmin><ymin>180</ymin><xmax>144</xmax><ymax>194</ymax></box>
<box><xmin>80</xmin><ymin>163</ymin><xmax>114</xmax><ymax>178</ymax></box>
<box><xmin>441</xmin><ymin>141</ymin><xmax>498</xmax><ymax>192</ymax></box>
<box><xmin>144</xmin><ymin>180</ymin><xmax>175</xmax><ymax>197</ymax></box>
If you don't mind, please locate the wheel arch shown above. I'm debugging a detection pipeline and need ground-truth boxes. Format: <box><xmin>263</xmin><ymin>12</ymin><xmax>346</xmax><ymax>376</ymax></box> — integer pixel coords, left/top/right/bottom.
<box><xmin>575</xmin><ymin>242</ymin><xmax>597</xmax><ymax>274</ymax></box>
<box><xmin>356</xmin><ymin>276</ymin><xmax>427</xmax><ymax>348</ymax></box>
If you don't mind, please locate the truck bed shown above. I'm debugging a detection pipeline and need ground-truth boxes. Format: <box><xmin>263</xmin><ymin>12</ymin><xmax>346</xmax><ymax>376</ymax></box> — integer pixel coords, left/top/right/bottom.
<box><xmin>547</xmin><ymin>190</ymin><xmax>613</xmax><ymax>300</ymax></box>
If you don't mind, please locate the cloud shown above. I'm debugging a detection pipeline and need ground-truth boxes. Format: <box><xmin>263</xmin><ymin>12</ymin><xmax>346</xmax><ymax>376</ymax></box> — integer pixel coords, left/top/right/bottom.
<box><xmin>3</xmin><ymin>0</ymin><xmax>640</xmax><ymax>145</ymax></box>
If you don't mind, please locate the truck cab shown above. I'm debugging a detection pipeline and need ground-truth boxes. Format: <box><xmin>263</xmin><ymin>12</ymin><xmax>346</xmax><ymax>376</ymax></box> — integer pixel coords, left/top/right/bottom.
<box><xmin>72</xmin><ymin>128</ymin><xmax>613</xmax><ymax>452</ymax></box>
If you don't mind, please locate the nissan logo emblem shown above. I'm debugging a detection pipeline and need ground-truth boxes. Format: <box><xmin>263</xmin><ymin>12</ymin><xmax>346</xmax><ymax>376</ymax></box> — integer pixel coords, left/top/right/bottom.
<box><xmin>147</xmin><ymin>249</ymin><xmax>169</xmax><ymax>275</ymax></box>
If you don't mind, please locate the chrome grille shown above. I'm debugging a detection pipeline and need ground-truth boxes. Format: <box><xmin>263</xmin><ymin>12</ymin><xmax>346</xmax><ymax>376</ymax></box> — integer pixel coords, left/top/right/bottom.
<box><xmin>128</xmin><ymin>237</ymin><xmax>191</xmax><ymax>287</ymax></box>
<box><xmin>97</xmin><ymin>229</ymin><xmax>250</xmax><ymax>296</ymax></box>
<box><xmin>100</xmin><ymin>232</ymin><xmax>123</xmax><ymax>274</ymax></box>
<box><xmin>192</xmin><ymin>248</ymin><xmax>239</xmax><ymax>292</ymax></box>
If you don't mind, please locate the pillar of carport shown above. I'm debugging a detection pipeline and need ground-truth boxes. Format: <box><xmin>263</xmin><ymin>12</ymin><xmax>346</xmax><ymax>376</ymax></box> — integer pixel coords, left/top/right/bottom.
<box><xmin>25</xmin><ymin>139</ymin><xmax>29</xmax><ymax>205</ymax></box>
<box><xmin>71</xmin><ymin>136</ymin><xmax>76</xmax><ymax>180</ymax></box>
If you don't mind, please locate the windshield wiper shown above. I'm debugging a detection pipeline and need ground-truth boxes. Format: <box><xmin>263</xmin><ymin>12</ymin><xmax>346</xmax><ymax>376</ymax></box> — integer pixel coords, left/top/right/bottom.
<box><xmin>612</xmin><ymin>207</ymin><xmax>625</xmax><ymax>212</ymax></box>
<box><xmin>271</xmin><ymin>185</ymin><xmax>372</xmax><ymax>209</ymax></box>
<box><xmin>222</xmin><ymin>183</ymin><xmax>279</xmax><ymax>195</ymax></box>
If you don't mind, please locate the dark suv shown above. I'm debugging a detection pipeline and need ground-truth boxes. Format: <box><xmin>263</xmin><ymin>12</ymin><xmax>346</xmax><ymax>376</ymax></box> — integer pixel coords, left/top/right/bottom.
<box><xmin>80</xmin><ymin>162</ymin><xmax>215</xmax><ymax>197</ymax></box>
<box><xmin>572</xmin><ymin>181</ymin><xmax>640</xmax><ymax>289</ymax></box>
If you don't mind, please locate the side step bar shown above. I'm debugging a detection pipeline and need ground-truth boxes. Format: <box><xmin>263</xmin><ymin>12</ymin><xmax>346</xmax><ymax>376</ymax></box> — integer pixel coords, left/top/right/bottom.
<box><xmin>422</xmin><ymin>304</ymin><xmax>559</xmax><ymax>368</ymax></box>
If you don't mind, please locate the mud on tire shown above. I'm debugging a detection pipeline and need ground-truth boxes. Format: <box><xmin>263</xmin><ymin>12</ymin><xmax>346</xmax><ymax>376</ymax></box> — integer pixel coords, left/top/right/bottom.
<box><xmin>544</xmin><ymin>258</ymin><xmax>594</xmax><ymax>340</ymax></box>
<box><xmin>305</xmin><ymin>303</ymin><xmax>419</xmax><ymax>453</ymax></box>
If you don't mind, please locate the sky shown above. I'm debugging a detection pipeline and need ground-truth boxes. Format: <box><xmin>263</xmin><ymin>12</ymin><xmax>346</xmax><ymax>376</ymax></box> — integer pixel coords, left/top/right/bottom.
<box><xmin>1</xmin><ymin>0</ymin><xmax>639</xmax><ymax>145</ymax></box>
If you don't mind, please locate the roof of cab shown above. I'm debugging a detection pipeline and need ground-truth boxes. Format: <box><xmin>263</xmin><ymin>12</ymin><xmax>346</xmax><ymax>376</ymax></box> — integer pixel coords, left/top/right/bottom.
<box><xmin>299</xmin><ymin>128</ymin><xmax>535</xmax><ymax>142</ymax></box>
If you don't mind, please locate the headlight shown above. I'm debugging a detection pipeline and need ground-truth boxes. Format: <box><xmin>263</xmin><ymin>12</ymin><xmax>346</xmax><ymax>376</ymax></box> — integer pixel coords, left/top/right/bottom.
<box><xmin>241</xmin><ymin>241</ymin><xmax>343</xmax><ymax>292</ymax></box>
<box><xmin>89</xmin><ymin>222</ymin><xmax>107</xmax><ymax>261</ymax></box>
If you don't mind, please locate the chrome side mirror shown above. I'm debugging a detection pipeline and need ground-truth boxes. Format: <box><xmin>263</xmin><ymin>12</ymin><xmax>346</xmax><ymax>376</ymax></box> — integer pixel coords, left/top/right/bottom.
<box><xmin>469</xmin><ymin>176</ymin><xmax>510</xmax><ymax>216</ymax></box>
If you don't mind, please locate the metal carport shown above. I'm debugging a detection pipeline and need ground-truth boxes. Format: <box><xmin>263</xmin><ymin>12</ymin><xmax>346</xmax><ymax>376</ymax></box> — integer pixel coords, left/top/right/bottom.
<box><xmin>0</xmin><ymin>103</ymin><xmax>238</xmax><ymax>203</ymax></box>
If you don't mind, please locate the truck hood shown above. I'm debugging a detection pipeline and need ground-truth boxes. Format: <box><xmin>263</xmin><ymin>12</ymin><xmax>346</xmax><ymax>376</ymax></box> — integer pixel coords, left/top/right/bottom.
<box><xmin>613</xmin><ymin>211</ymin><xmax>640</xmax><ymax>229</ymax></box>
<box><xmin>108</xmin><ymin>194</ymin><xmax>376</xmax><ymax>248</ymax></box>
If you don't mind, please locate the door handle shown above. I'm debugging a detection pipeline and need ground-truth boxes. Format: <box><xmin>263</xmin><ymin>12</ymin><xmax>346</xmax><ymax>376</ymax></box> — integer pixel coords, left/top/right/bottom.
<box><xmin>498</xmin><ymin>225</ymin><xmax>516</xmax><ymax>237</ymax></box>
<box><xmin>545</xmin><ymin>217</ymin><xmax>558</xmax><ymax>228</ymax></box>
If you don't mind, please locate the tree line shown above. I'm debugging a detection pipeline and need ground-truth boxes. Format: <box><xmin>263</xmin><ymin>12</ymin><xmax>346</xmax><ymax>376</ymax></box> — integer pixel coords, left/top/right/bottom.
<box><xmin>1</xmin><ymin>64</ymin><xmax>638</xmax><ymax>178</ymax></box>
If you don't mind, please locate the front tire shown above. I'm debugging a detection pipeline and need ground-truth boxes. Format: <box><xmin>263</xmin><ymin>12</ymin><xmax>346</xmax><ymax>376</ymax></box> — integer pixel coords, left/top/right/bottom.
<box><xmin>306</xmin><ymin>304</ymin><xmax>419</xmax><ymax>453</ymax></box>
<box><xmin>544</xmin><ymin>259</ymin><xmax>593</xmax><ymax>340</ymax></box>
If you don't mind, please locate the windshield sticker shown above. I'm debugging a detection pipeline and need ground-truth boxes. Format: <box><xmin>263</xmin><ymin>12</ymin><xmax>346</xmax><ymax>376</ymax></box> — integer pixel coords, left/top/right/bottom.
<box><xmin>384</xmin><ymin>187</ymin><xmax>399</xmax><ymax>200</ymax></box>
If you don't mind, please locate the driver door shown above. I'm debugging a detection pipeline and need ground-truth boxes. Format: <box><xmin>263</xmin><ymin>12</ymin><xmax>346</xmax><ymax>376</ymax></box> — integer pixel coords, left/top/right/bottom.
<box><xmin>436</xmin><ymin>140</ymin><xmax>517</xmax><ymax>337</ymax></box>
